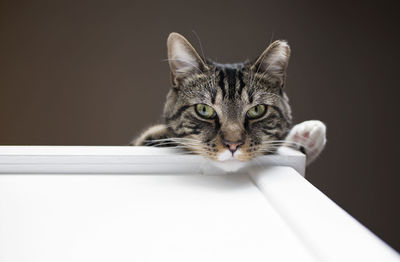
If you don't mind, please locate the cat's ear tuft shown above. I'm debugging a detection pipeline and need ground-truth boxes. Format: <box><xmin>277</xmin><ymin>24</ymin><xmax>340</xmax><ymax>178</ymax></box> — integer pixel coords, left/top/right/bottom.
<box><xmin>251</xmin><ymin>40</ymin><xmax>291</xmax><ymax>87</ymax></box>
<box><xmin>167</xmin><ymin>32</ymin><xmax>207</xmax><ymax>87</ymax></box>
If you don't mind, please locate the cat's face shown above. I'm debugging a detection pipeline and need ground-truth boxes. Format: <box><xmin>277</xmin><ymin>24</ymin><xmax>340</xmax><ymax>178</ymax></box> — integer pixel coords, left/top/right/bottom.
<box><xmin>163</xmin><ymin>33</ymin><xmax>292</xmax><ymax>164</ymax></box>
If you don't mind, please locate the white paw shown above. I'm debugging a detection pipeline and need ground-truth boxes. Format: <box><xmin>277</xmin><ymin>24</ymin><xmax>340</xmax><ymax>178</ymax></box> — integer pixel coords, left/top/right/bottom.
<box><xmin>285</xmin><ymin>120</ymin><xmax>327</xmax><ymax>165</ymax></box>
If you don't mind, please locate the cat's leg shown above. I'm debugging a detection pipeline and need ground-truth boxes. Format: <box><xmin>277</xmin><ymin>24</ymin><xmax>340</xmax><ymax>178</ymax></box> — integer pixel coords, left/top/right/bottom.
<box><xmin>284</xmin><ymin>120</ymin><xmax>327</xmax><ymax>165</ymax></box>
<box><xmin>130</xmin><ymin>124</ymin><xmax>173</xmax><ymax>146</ymax></box>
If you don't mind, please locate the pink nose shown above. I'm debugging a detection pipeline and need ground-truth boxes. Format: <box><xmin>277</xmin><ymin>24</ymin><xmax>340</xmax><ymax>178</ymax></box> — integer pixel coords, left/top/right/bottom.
<box><xmin>227</xmin><ymin>143</ymin><xmax>240</xmax><ymax>152</ymax></box>
<box><xmin>222</xmin><ymin>141</ymin><xmax>244</xmax><ymax>155</ymax></box>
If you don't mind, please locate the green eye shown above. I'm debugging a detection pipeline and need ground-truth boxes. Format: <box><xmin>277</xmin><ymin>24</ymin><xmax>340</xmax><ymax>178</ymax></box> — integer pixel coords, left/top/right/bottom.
<box><xmin>195</xmin><ymin>104</ymin><xmax>216</xmax><ymax>119</ymax></box>
<box><xmin>247</xmin><ymin>105</ymin><xmax>266</xmax><ymax>119</ymax></box>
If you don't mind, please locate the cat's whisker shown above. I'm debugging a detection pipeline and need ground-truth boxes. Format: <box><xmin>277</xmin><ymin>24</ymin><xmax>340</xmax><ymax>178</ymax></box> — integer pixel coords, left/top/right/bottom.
<box><xmin>143</xmin><ymin>138</ymin><xmax>206</xmax><ymax>149</ymax></box>
<box><xmin>261</xmin><ymin>142</ymin><xmax>311</xmax><ymax>152</ymax></box>
<box><xmin>191</xmin><ymin>30</ymin><xmax>207</xmax><ymax>63</ymax></box>
<box><xmin>145</xmin><ymin>138</ymin><xmax>177</xmax><ymax>142</ymax></box>
<box><xmin>172</xmin><ymin>146</ymin><xmax>201</xmax><ymax>151</ymax></box>
<box><xmin>160</xmin><ymin>143</ymin><xmax>205</xmax><ymax>149</ymax></box>
<box><xmin>250</xmin><ymin>44</ymin><xmax>272</xmax><ymax>88</ymax></box>
<box><xmin>172</xmin><ymin>142</ymin><xmax>206</xmax><ymax>148</ymax></box>
<box><xmin>261</xmin><ymin>139</ymin><xmax>300</xmax><ymax>144</ymax></box>
<box><xmin>257</xmin><ymin>147</ymin><xmax>280</xmax><ymax>153</ymax></box>
<box><xmin>257</xmin><ymin>151</ymin><xmax>277</xmax><ymax>155</ymax></box>
<box><xmin>260</xmin><ymin>142</ymin><xmax>283</xmax><ymax>145</ymax></box>
<box><xmin>147</xmin><ymin>137</ymin><xmax>203</xmax><ymax>143</ymax></box>
<box><xmin>171</xmin><ymin>150</ymin><xmax>198</xmax><ymax>155</ymax></box>
<box><xmin>260</xmin><ymin>143</ymin><xmax>289</xmax><ymax>146</ymax></box>
<box><xmin>260</xmin><ymin>143</ymin><xmax>294</xmax><ymax>146</ymax></box>
<box><xmin>152</xmin><ymin>143</ymin><xmax>206</xmax><ymax>153</ymax></box>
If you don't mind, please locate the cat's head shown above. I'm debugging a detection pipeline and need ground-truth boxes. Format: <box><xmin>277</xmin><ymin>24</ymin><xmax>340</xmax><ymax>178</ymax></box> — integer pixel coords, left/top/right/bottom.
<box><xmin>163</xmin><ymin>32</ymin><xmax>292</xmax><ymax>168</ymax></box>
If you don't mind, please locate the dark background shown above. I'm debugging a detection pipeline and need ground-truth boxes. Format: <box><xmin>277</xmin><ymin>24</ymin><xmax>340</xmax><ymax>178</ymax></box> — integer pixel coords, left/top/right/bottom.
<box><xmin>1</xmin><ymin>0</ymin><xmax>399</xmax><ymax>251</ymax></box>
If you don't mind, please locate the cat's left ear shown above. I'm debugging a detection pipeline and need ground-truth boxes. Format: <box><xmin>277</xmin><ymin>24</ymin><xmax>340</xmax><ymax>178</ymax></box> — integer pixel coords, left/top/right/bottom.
<box><xmin>251</xmin><ymin>40</ymin><xmax>291</xmax><ymax>87</ymax></box>
<box><xmin>167</xmin><ymin>32</ymin><xmax>208</xmax><ymax>87</ymax></box>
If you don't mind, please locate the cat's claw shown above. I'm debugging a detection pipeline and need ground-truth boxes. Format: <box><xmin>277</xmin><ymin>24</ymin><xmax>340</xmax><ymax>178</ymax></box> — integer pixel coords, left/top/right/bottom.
<box><xmin>285</xmin><ymin>120</ymin><xmax>327</xmax><ymax>165</ymax></box>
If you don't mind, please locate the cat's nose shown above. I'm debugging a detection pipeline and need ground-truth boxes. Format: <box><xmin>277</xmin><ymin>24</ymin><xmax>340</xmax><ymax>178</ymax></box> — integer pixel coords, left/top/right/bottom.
<box><xmin>223</xmin><ymin>140</ymin><xmax>244</xmax><ymax>155</ymax></box>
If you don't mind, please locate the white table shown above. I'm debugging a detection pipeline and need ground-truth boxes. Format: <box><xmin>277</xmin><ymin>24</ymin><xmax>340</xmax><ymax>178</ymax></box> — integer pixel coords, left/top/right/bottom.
<box><xmin>0</xmin><ymin>146</ymin><xmax>398</xmax><ymax>262</ymax></box>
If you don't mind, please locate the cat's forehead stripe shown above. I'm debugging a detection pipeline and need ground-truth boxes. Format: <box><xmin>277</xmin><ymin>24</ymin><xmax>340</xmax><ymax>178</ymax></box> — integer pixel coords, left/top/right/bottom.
<box><xmin>237</xmin><ymin>71</ymin><xmax>245</xmax><ymax>96</ymax></box>
<box><xmin>217</xmin><ymin>70</ymin><xmax>226</xmax><ymax>98</ymax></box>
<box><xmin>225</xmin><ymin>68</ymin><xmax>237</xmax><ymax>100</ymax></box>
<box><xmin>215</xmin><ymin>65</ymin><xmax>244</xmax><ymax>101</ymax></box>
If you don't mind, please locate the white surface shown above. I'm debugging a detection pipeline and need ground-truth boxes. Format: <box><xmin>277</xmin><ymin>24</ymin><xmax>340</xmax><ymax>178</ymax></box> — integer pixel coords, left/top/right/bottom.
<box><xmin>0</xmin><ymin>146</ymin><xmax>398</xmax><ymax>262</ymax></box>
<box><xmin>249</xmin><ymin>166</ymin><xmax>400</xmax><ymax>262</ymax></box>
<box><xmin>0</xmin><ymin>173</ymin><xmax>315</xmax><ymax>262</ymax></box>
<box><xmin>0</xmin><ymin>146</ymin><xmax>305</xmax><ymax>175</ymax></box>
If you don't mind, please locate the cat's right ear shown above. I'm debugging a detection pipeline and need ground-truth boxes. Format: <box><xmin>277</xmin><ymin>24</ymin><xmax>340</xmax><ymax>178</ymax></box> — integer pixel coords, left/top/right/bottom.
<box><xmin>167</xmin><ymin>32</ymin><xmax>208</xmax><ymax>87</ymax></box>
<box><xmin>251</xmin><ymin>40</ymin><xmax>291</xmax><ymax>87</ymax></box>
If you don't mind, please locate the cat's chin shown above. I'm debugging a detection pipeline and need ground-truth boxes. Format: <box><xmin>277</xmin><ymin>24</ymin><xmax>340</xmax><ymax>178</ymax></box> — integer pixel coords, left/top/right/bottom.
<box><xmin>209</xmin><ymin>149</ymin><xmax>249</xmax><ymax>172</ymax></box>
<box><xmin>211</xmin><ymin>159</ymin><xmax>248</xmax><ymax>172</ymax></box>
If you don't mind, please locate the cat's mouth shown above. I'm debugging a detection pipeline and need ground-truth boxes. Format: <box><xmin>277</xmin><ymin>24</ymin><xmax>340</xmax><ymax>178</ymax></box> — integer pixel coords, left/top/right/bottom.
<box><xmin>212</xmin><ymin>151</ymin><xmax>248</xmax><ymax>172</ymax></box>
<box><xmin>208</xmin><ymin>149</ymin><xmax>248</xmax><ymax>173</ymax></box>
<box><xmin>217</xmin><ymin>149</ymin><xmax>244</xmax><ymax>162</ymax></box>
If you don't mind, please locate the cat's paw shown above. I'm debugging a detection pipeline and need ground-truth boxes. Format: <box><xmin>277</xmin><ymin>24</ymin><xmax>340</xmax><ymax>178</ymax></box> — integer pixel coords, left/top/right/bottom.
<box><xmin>285</xmin><ymin>120</ymin><xmax>327</xmax><ymax>165</ymax></box>
<box><xmin>130</xmin><ymin>124</ymin><xmax>172</xmax><ymax>146</ymax></box>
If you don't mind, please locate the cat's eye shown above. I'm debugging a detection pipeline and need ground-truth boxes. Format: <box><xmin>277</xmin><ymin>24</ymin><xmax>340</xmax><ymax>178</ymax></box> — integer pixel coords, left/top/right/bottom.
<box><xmin>247</xmin><ymin>105</ymin><xmax>266</xmax><ymax>119</ymax></box>
<box><xmin>195</xmin><ymin>104</ymin><xmax>216</xmax><ymax>119</ymax></box>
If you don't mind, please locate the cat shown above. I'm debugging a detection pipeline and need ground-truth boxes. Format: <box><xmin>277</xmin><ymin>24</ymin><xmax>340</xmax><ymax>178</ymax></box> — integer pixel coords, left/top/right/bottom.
<box><xmin>131</xmin><ymin>32</ymin><xmax>326</xmax><ymax>170</ymax></box>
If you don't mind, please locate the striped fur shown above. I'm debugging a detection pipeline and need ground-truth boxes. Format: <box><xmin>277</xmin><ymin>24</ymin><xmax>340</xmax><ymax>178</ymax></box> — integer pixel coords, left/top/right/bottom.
<box><xmin>132</xmin><ymin>32</ymin><xmax>294</xmax><ymax>163</ymax></box>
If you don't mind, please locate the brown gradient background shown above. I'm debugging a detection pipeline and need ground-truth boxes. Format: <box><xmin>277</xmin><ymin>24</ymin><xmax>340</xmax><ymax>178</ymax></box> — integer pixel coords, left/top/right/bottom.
<box><xmin>1</xmin><ymin>0</ymin><xmax>399</xmax><ymax>251</ymax></box>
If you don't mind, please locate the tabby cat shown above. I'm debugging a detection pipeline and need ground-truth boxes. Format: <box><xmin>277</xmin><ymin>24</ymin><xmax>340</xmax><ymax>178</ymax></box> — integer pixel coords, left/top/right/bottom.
<box><xmin>131</xmin><ymin>32</ymin><xmax>326</xmax><ymax>171</ymax></box>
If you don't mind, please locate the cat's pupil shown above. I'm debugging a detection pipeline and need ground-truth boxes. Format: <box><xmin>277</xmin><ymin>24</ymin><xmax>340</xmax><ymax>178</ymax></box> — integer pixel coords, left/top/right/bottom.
<box><xmin>202</xmin><ymin>107</ymin><xmax>206</xmax><ymax>113</ymax></box>
<box><xmin>255</xmin><ymin>106</ymin><xmax>258</xmax><ymax>113</ymax></box>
